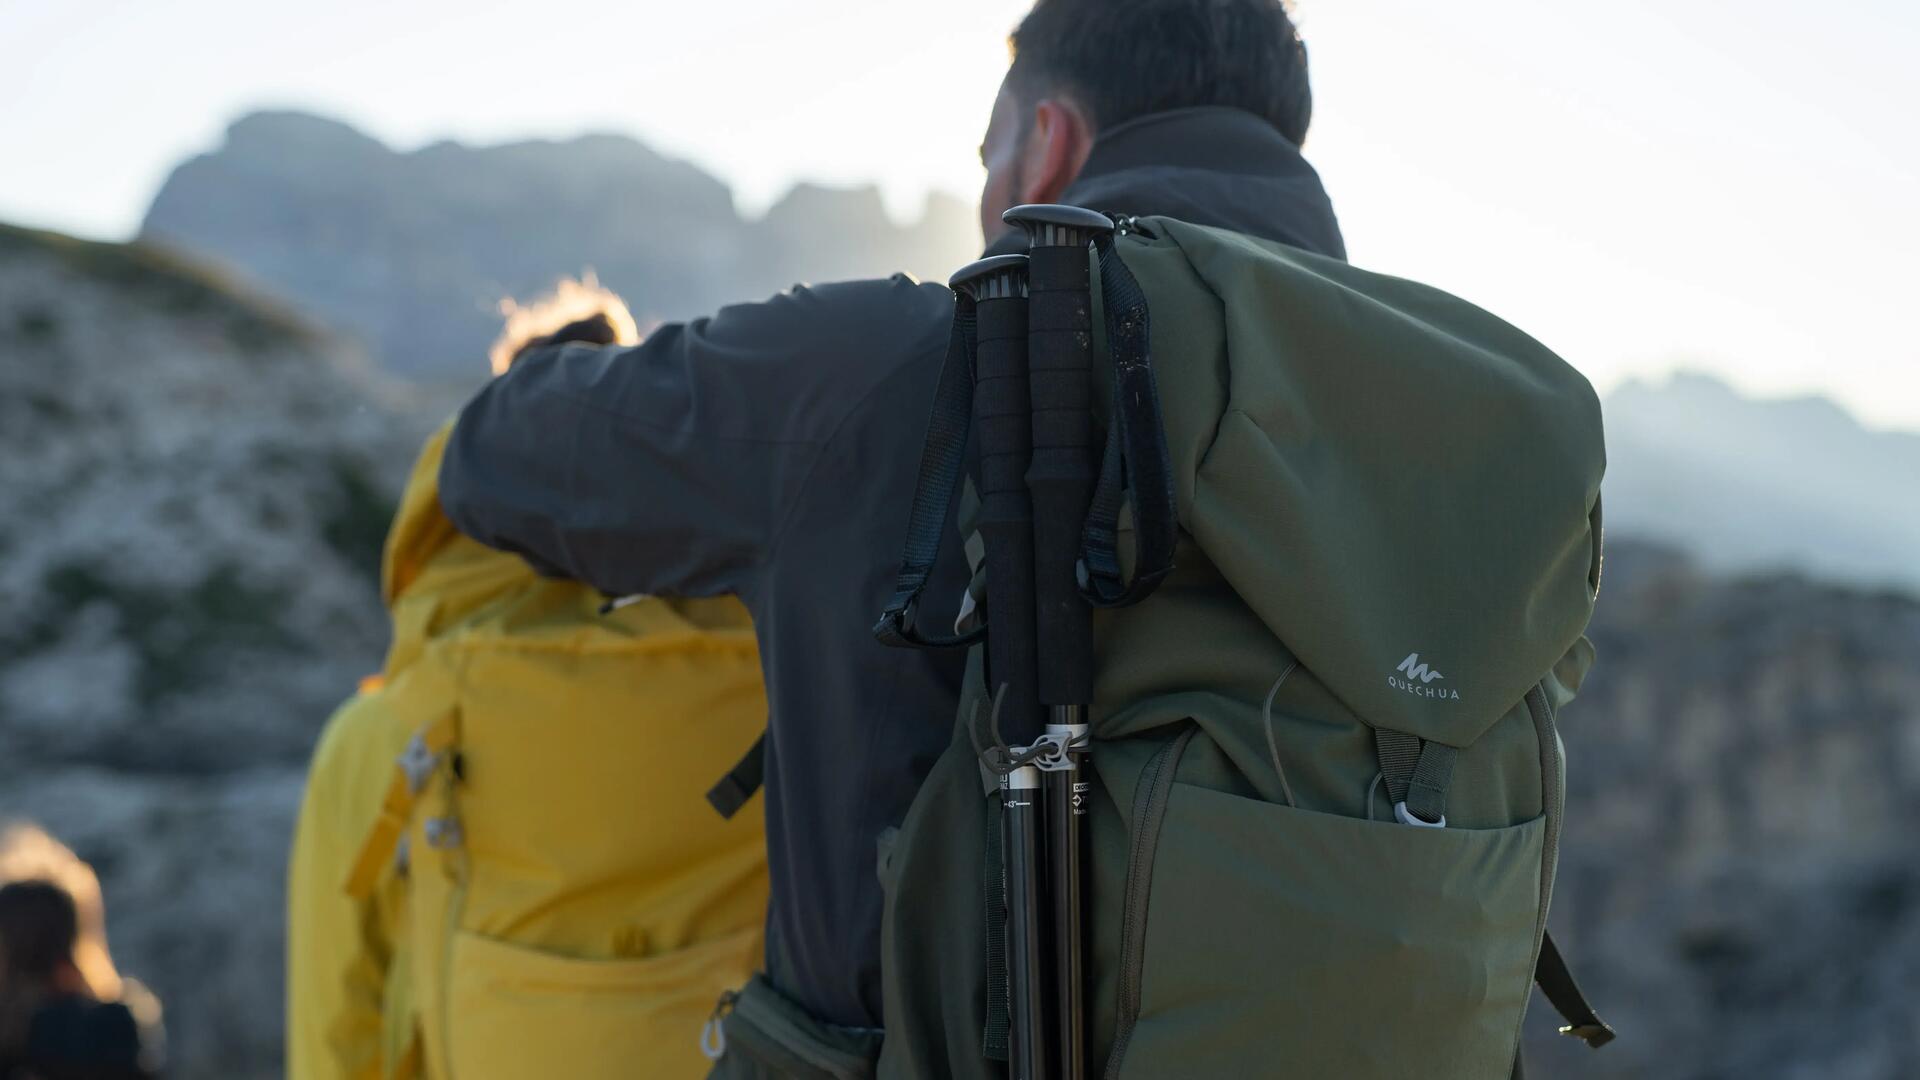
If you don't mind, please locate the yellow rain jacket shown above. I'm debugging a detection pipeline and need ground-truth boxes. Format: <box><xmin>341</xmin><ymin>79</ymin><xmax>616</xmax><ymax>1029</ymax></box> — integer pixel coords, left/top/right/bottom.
<box><xmin>287</xmin><ymin>424</ymin><xmax>769</xmax><ymax>1079</ymax></box>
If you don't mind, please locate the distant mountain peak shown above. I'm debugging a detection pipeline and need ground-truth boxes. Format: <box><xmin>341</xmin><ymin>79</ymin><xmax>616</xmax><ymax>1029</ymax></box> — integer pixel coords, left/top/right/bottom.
<box><xmin>762</xmin><ymin>181</ymin><xmax>890</xmax><ymax>223</ymax></box>
<box><xmin>1610</xmin><ymin>370</ymin><xmax>1754</xmax><ymax>407</ymax></box>
<box><xmin>140</xmin><ymin>110</ymin><xmax>982</xmax><ymax>381</ymax></box>
<box><xmin>1607</xmin><ymin>369</ymin><xmax>1901</xmax><ymax>444</ymax></box>
<box><xmin>222</xmin><ymin>109</ymin><xmax>389</xmax><ymax>160</ymax></box>
<box><xmin>1601</xmin><ymin>369</ymin><xmax>1920</xmax><ymax>593</ymax></box>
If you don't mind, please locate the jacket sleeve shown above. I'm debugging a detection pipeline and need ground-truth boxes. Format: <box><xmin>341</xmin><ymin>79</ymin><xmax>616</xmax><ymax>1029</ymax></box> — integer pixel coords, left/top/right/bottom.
<box><xmin>439</xmin><ymin>275</ymin><xmax>952</xmax><ymax>598</ymax></box>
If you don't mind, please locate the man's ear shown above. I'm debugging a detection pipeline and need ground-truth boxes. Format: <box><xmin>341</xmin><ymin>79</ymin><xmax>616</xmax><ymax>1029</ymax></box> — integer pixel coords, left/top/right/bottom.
<box><xmin>1020</xmin><ymin>98</ymin><xmax>1096</xmax><ymax>206</ymax></box>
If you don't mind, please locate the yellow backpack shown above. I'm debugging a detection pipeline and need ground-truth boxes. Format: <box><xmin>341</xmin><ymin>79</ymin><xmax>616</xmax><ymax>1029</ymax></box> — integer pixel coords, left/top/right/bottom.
<box><xmin>339</xmin><ymin>427</ymin><xmax>769</xmax><ymax>1079</ymax></box>
<box><xmin>288</xmin><ymin>675</ymin><xmax>419</xmax><ymax>1080</ymax></box>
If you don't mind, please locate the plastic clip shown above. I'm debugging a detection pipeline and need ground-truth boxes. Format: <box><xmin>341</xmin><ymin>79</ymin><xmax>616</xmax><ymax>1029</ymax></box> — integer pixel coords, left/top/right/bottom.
<box><xmin>1393</xmin><ymin>802</ymin><xmax>1446</xmax><ymax>829</ymax></box>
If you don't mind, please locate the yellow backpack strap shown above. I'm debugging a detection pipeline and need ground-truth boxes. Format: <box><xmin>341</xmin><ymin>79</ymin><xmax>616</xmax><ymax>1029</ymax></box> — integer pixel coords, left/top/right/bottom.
<box><xmin>345</xmin><ymin>710</ymin><xmax>457</xmax><ymax>900</ymax></box>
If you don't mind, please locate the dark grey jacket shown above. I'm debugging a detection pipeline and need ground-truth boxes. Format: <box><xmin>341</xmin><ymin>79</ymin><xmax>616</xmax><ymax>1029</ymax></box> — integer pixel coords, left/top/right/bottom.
<box><xmin>438</xmin><ymin>105</ymin><xmax>1345</xmax><ymax>1028</ymax></box>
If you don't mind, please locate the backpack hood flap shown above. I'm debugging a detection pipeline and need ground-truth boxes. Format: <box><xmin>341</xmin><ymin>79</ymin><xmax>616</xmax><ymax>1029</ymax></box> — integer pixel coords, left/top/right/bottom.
<box><xmin>1140</xmin><ymin>219</ymin><xmax>1604</xmax><ymax>746</ymax></box>
<box><xmin>382</xmin><ymin>420</ymin><xmax>461</xmax><ymax>607</ymax></box>
<box><xmin>380</xmin><ymin>420</ymin><xmax>557</xmax><ymax>675</ymax></box>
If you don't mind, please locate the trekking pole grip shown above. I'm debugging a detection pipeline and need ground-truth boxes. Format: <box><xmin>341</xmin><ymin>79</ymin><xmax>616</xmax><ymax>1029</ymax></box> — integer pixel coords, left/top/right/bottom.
<box><xmin>1003</xmin><ymin>205</ymin><xmax>1113</xmax><ymax>710</ymax></box>
<box><xmin>950</xmin><ymin>254</ymin><xmax>1043</xmax><ymax>748</ymax></box>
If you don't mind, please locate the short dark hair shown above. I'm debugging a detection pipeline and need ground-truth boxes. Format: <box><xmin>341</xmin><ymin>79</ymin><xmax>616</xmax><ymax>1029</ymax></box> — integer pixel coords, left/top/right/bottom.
<box><xmin>0</xmin><ymin>879</ymin><xmax>78</xmax><ymax>982</ymax></box>
<box><xmin>1008</xmin><ymin>0</ymin><xmax>1314</xmax><ymax>145</ymax></box>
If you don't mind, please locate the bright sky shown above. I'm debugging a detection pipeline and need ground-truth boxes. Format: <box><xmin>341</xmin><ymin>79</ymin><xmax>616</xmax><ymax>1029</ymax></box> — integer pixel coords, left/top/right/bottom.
<box><xmin>3</xmin><ymin>0</ymin><xmax>1916</xmax><ymax>427</ymax></box>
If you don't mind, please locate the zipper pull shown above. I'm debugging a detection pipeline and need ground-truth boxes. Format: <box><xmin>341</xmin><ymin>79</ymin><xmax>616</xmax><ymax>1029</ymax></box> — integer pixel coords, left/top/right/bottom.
<box><xmin>701</xmin><ymin>989</ymin><xmax>739</xmax><ymax>1060</ymax></box>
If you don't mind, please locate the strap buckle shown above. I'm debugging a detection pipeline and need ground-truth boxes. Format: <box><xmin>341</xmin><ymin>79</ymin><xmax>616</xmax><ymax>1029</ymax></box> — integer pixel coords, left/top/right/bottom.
<box><xmin>981</xmin><ymin>730</ymin><xmax>1088</xmax><ymax>776</ymax></box>
<box><xmin>423</xmin><ymin>816</ymin><xmax>463</xmax><ymax>850</ymax></box>
<box><xmin>1558</xmin><ymin>1022</ymin><xmax>1617</xmax><ymax>1049</ymax></box>
<box><xmin>701</xmin><ymin>989</ymin><xmax>738</xmax><ymax>1060</ymax></box>
<box><xmin>1392</xmin><ymin>801</ymin><xmax>1446</xmax><ymax>829</ymax></box>
<box><xmin>1029</xmin><ymin>729</ymin><xmax>1090</xmax><ymax>773</ymax></box>
<box><xmin>397</xmin><ymin>733</ymin><xmax>444</xmax><ymax>795</ymax></box>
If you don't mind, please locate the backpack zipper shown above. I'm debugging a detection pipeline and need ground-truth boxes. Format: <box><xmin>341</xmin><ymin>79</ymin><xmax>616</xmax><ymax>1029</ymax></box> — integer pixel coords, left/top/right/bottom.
<box><xmin>1103</xmin><ymin>726</ymin><xmax>1197</xmax><ymax>1078</ymax></box>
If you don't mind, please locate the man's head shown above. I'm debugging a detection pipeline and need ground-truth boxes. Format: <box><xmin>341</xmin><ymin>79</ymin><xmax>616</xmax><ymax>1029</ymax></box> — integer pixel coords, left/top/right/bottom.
<box><xmin>979</xmin><ymin>0</ymin><xmax>1315</xmax><ymax>241</ymax></box>
<box><xmin>489</xmin><ymin>275</ymin><xmax>641</xmax><ymax>374</ymax></box>
<box><xmin>0</xmin><ymin>822</ymin><xmax>120</xmax><ymax>1000</ymax></box>
<box><xmin>0</xmin><ymin>879</ymin><xmax>80</xmax><ymax>987</ymax></box>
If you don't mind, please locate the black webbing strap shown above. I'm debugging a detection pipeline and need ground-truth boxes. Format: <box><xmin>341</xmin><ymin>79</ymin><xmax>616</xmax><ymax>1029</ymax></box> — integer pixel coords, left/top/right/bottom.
<box><xmin>982</xmin><ymin>792</ymin><xmax>1010</xmax><ymax>1061</ymax></box>
<box><xmin>1373</xmin><ymin>728</ymin><xmax>1457</xmax><ymax>824</ymax></box>
<box><xmin>706</xmin><ymin>732</ymin><xmax>767</xmax><ymax>820</ymax></box>
<box><xmin>1079</xmin><ymin>231</ymin><xmax>1176</xmax><ymax>609</ymax></box>
<box><xmin>874</xmin><ymin>298</ymin><xmax>987</xmax><ymax>649</ymax></box>
<box><xmin>1537</xmin><ymin>931</ymin><xmax>1617</xmax><ymax>1048</ymax></box>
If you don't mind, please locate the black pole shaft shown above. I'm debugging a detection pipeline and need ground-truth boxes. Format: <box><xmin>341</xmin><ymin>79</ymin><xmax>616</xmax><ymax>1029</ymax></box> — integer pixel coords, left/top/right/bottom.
<box><xmin>1044</xmin><ymin>724</ymin><xmax>1088</xmax><ymax>1079</ymax></box>
<box><xmin>1003</xmin><ymin>765</ymin><xmax>1048</xmax><ymax>1080</ymax></box>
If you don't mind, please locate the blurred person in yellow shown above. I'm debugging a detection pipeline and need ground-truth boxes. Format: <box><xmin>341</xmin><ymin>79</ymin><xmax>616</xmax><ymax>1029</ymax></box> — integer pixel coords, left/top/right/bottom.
<box><xmin>286</xmin><ymin>279</ymin><xmax>770</xmax><ymax>1080</ymax></box>
<box><xmin>0</xmin><ymin>823</ymin><xmax>164</xmax><ymax>1079</ymax></box>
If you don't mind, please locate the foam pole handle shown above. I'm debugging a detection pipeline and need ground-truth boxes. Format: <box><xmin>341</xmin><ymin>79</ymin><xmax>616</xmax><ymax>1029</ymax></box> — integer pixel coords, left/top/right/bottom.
<box><xmin>960</xmin><ymin>257</ymin><xmax>1043</xmax><ymax>747</ymax></box>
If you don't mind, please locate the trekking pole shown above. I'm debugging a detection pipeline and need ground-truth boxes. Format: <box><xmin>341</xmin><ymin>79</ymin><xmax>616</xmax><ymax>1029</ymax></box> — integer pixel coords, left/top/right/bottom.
<box><xmin>1002</xmin><ymin>760</ymin><xmax>1047</xmax><ymax>1080</ymax></box>
<box><xmin>948</xmin><ymin>254</ymin><xmax>1050</xmax><ymax>1080</ymax></box>
<box><xmin>1003</xmin><ymin>204</ymin><xmax>1112</xmax><ymax>1080</ymax></box>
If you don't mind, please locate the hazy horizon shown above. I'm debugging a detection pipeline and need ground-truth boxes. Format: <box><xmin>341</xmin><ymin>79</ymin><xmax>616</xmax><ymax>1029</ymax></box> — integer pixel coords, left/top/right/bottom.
<box><xmin>4</xmin><ymin>0</ymin><xmax>1916</xmax><ymax>427</ymax></box>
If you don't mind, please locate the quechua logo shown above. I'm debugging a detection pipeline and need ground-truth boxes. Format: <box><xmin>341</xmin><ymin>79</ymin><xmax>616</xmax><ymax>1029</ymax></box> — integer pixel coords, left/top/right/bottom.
<box><xmin>1389</xmin><ymin>653</ymin><xmax>1461</xmax><ymax>700</ymax></box>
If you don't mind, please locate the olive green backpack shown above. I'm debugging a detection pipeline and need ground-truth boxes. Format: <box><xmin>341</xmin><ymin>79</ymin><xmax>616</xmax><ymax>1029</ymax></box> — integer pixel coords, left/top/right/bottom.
<box><xmin>875</xmin><ymin>217</ymin><xmax>1612</xmax><ymax>1079</ymax></box>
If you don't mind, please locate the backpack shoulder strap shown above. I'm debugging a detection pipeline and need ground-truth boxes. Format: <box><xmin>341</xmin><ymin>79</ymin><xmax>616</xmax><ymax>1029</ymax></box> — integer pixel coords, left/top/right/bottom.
<box><xmin>345</xmin><ymin>709</ymin><xmax>458</xmax><ymax>899</ymax></box>
<box><xmin>873</xmin><ymin>297</ymin><xmax>986</xmax><ymax>650</ymax></box>
<box><xmin>1077</xmin><ymin>228</ymin><xmax>1176</xmax><ymax>609</ymax></box>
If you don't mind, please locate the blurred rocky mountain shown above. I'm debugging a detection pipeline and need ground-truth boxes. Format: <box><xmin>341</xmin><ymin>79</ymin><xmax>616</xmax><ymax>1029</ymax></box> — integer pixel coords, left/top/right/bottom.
<box><xmin>0</xmin><ymin>222</ymin><xmax>412</xmax><ymax>1078</ymax></box>
<box><xmin>140</xmin><ymin>110</ymin><xmax>981</xmax><ymax>388</ymax></box>
<box><xmin>1603</xmin><ymin>371</ymin><xmax>1920</xmax><ymax>592</ymax></box>
<box><xmin>1521</xmin><ymin>539</ymin><xmax>1920</xmax><ymax>1079</ymax></box>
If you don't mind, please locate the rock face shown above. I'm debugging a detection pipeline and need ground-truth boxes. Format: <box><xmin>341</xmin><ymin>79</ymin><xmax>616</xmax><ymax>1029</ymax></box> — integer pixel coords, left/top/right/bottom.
<box><xmin>141</xmin><ymin>110</ymin><xmax>983</xmax><ymax>386</ymax></box>
<box><xmin>0</xmin><ymin>223</ymin><xmax>409</xmax><ymax>1078</ymax></box>
<box><xmin>1521</xmin><ymin>540</ymin><xmax>1920</xmax><ymax>1079</ymax></box>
